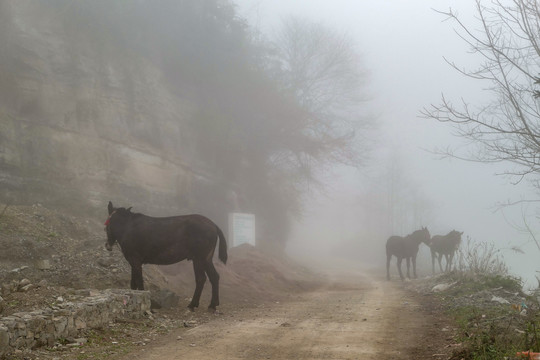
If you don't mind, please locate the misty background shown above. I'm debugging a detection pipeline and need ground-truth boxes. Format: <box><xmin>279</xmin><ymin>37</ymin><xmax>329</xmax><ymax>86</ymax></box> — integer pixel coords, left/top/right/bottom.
<box><xmin>0</xmin><ymin>1</ymin><xmax>538</xmax><ymax>287</ymax></box>
<box><xmin>235</xmin><ymin>0</ymin><xmax>540</xmax><ymax>287</ymax></box>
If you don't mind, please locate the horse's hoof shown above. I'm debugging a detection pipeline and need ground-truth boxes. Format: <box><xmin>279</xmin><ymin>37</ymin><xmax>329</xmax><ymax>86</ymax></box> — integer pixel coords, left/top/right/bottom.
<box><xmin>187</xmin><ymin>306</ymin><xmax>195</xmax><ymax>312</ymax></box>
<box><xmin>207</xmin><ymin>307</ymin><xmax>216</xmax><ymax>313</ymax></box>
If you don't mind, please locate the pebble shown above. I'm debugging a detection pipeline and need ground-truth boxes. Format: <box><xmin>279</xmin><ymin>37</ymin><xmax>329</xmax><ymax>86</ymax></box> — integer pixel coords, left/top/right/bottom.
<box><xmin>10</xmin><ymin>266</ymin><xmax>29</xmax><ymax>273</ymax></box>
<box><xmin>74</xmin><ymin>337</ymin><xmax>87</xmax><ymax>345</ymax></box>
<box><xmin>20</xmin><ymin>284</ymin><xmax>35</xmax><ymax>292</ymax></box>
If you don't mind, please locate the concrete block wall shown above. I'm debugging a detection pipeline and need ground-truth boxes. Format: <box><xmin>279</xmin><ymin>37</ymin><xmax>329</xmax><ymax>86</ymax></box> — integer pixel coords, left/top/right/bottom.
<box><xmin>0</xmin><ymin>289</ymin><xmax>150</xmax><ymax>357</ymax></box>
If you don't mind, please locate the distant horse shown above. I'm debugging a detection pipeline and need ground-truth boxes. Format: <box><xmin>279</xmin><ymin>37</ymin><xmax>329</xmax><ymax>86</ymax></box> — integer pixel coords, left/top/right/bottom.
<box><xmin>104</xmin><ymin>201</ymin><xmax>228</xmax><ymax>311</ymax></box>
<box><xmin>386</xmin><ymin>227</ymin><xmax>431</xmax><ymax>281</ymax></box>
<box><xmin>429</xmin><ymin>230</ymin><xmax>463</xmax><ymax>274</ymax></box>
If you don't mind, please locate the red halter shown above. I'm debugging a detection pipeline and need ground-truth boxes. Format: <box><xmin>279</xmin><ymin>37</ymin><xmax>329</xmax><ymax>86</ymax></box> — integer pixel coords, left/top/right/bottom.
<box><xmin>104</xmin><ymin>210</ymin><xmax>117</xmax><ymax>226</ymax></box>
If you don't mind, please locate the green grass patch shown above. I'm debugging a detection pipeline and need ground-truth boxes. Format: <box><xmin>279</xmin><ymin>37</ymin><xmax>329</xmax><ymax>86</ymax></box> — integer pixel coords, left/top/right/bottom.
<box><xmin>438</xmin><ymin>273</ymin><xmax>539</xmax><ymax>359</ymax></box>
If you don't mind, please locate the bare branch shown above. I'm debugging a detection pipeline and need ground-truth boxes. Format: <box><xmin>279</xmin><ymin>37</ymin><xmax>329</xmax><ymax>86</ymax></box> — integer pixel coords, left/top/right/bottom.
<box><xmin>424</xmin><ymin>1</ymin><xmax>540</xmax><ymax>178</ymax></box>
<box><xmin>427</xmin><ymin>1</ymin><xmax>540</xmax><ymax>253</ymax></box>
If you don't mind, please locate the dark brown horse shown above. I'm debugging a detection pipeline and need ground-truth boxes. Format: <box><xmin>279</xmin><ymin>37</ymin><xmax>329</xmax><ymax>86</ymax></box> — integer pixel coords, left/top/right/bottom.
<box><xmin>429</xmin><ymin>230</ymin><xmax>463</xmax><ymax>274</ymax></box>
<box><xmin>104</xmin><ymin>201</ymin><xmax>227</xmax><ymax>311</ymax></box>
<box><xmin>386</xmin><ymin>227</ymin><xmax>430</xmax><ymax>281</ymax></box>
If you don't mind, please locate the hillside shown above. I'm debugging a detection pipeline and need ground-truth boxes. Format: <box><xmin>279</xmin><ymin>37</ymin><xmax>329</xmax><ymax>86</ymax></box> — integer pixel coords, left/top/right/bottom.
<box><xmin>0</xmin><ymin>202</ymin><xmax>324</xmax><ymax>359</ymax></box>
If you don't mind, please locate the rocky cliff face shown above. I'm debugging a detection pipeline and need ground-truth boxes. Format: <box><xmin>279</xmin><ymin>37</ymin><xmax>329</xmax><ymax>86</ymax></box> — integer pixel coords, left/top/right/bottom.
<box><xmin>0</xmin><ymin>2</ymin><xmax>222</xmax><ymax>217</ymax></box>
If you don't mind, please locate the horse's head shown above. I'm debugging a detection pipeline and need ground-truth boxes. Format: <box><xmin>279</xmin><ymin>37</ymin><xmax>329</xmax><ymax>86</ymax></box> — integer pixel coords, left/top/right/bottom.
<box><xmin>416</xmin><ymin>226</ymin><xmax>431</xmax><ymax>245</ymax></box>
<box><xmin>104</xmin><ymin>201</ymin><xmax>132</xmax><ymax>251</ymax></box>
<box><xmin>449</xmin><ymin>230</ymin><xmax>464</xmax><ymax>247</ymax></box>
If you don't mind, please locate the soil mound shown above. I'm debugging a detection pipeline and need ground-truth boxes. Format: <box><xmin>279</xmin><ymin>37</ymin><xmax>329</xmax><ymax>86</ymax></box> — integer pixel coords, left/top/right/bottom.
<box><xmin>155</xmin><ymin>243</ymin><xmax>322</xmax><ymax>306</ymax></box>
<box><xmin>0</xmin><ymin>203</ymin><xmax>321</xmax><ymax>316</ymax></box>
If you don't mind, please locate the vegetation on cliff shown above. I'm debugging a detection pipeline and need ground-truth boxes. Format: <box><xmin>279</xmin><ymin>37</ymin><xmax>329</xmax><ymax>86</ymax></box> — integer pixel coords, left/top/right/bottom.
<box><xmin>0</xmin><ymin>0</ymin><xmax>369</xmax><ymax>251</ymax></box>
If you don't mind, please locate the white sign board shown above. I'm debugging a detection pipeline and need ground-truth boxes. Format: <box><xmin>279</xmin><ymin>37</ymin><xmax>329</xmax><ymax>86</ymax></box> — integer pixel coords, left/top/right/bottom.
<box><xmin>229</xmin><ymin>213</ymin><xmax>256</xmax><ymax>247</ymax></box>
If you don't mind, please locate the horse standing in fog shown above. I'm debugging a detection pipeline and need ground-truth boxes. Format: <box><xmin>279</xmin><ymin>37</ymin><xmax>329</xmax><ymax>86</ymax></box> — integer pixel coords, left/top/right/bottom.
<box><xmin>386</xmin><ymin>227</ymin><xmax>431</xmax><ymax>281</ymax></box>
<box><xmin>429</xmin><ymin>230</ymin><xmax>463</xmax><ymax>273</ymax></box>
<box><xmin>104</xmin><ymin>201</ymin><xmax>228</xmax><ymax>311</ymax></box>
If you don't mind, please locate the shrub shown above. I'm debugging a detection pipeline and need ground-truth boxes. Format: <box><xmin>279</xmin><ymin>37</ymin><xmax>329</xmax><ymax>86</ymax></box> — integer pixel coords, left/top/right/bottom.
<box><xmin>455</xmin><ymin>237</ymin><xmax>508</xmax><ymax>276</ymax></box>
<box><xmin>433</xmin><ymin>237</ymin><xmax>540</xmax><ymax>359</ymax></box>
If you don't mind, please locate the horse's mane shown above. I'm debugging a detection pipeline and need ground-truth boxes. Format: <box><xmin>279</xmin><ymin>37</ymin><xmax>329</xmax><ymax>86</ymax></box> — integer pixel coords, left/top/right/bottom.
<box><xmin>117</xmin><ymin>207</ymin><xmax>143</xmax><ymax>218</ymax></box>
<box><xmin>408</xmin><ymin>228</ymin><xmax>427</xmax><ymax>238</ymax></box>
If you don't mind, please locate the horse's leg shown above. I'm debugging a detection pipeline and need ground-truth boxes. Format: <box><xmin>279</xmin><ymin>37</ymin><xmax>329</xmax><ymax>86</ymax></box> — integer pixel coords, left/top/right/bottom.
<box><xmin>412</xmin><ymin>255</ymin><xmax>418</xmax><ymax>278</ymax></box>
<box><xmin>437</xmin><ymin>253</ymin><xmax>444</xmax><ymax>272</ymax></box>
<box><xmin>188</xmin><ymin>260</ymin><xmax>207</xmax><ymax>311</ymax></box>
<box><xmin>397</xmin><ymin>257</ymin><xmax>404</xmax><ymax>281</ymax></box>
<box><xmin>130</xmin><ymin>262</ymin><xmax>144</xmax><ymax>290</ymax></box>
<box><xmin>431</xmin><ymin>250</ymin><xmax>436</xmax><ymax>274</ymax></box>
<box><xmin>443</xmin><ymin>254</ymin><xmax>448</xmax><ymax>272</ymax></box>
<box><xmin>405</xmin><ymin>257</ymin><xmax>411</xmax><ymax>279</ymax></box>
<box><xmin>386</xmin><ymin>254</ymin><xmax>391</xmax><ymax>281</ymax></box>
<box><xmin>204</xmin><ymin>261</ymin><xmax>220</xmax><ymax>311</ymax></box>
<box><xmin>447</xmin><ymin>252</ymin><xmax>454</xmax><ymax>271</ymax></box>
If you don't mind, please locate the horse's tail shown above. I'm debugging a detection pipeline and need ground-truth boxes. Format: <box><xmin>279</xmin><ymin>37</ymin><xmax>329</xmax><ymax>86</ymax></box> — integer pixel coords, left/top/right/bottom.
<box><xmin>216</xmin><ymin>226</ymin><xmax>228</xmax><ymax>264</ymax></box>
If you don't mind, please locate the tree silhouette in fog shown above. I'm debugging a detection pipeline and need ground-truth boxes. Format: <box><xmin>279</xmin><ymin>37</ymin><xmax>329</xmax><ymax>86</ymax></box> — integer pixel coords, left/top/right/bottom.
<box><xmin>0</xmin><ymin>0</ymin><xmax>370</xmax><ymax>252</ymax></box>
<box><xmin>422</xmin><ymin>0</ymin><xmax>540</xmax><ymax>252</ymax></box>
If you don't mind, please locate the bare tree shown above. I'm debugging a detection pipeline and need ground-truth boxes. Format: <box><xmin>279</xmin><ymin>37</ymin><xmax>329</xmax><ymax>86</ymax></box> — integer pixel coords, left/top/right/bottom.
<box><xmin>422</xmin><ymin>0</ymin><xmax>540</xmax><ymax>185</ymax></box>
<box><xmin>267</xmin><ymin>17</ymin><xmax>370</xmax><ymax>183</ymax></box>
<box><xmin>238</xmin><ymin>17</ymin><xmax>371</xmax><ymax>252</ymax></box>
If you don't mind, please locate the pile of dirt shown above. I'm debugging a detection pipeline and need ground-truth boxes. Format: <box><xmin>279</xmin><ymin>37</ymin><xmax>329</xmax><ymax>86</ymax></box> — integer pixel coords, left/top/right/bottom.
<box><xmin>0</xmin><ymin>203</ymin><xmax>321</xmax><ymax>317</ymax></box>
<box><xmin>154</xmin><ymin>243</ymin><xmax>323</xmax><ymax>308</ymax></box>
<box><xmin>0</xmin><ymin>203</ymin><xmax>131</xmax><ymax>318</ymax></box>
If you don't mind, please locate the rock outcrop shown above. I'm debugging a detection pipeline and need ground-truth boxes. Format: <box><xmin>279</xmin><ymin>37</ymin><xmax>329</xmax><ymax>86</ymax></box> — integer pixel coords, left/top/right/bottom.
<box><xmin>0</xmin><ymin>2</ymin><xmax>220</xmax><ymax>216</ymax></box>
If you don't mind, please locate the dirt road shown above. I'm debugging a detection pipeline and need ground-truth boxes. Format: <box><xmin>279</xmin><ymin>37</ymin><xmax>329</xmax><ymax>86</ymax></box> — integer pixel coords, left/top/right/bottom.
<box><xmin>122</xmin><ymin>273</ymin><xmax>448</xmax><ymax>360</ymax></box>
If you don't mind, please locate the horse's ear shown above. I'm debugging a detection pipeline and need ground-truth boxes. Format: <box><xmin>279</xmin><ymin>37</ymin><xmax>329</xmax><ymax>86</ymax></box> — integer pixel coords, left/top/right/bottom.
<box><xmin>108</xmin><ymin>201</ymin><xmax>114</xmax><ymax>215</ymax></box>
<box><xmin>127</xmin><ymin>207</ymin><xmax>132</xmax><ymax>213</ymax></box>
<box><xmin>460</xmin><ymin>231</ymin><xmax>464</xmax><ymax>235</ymax></box>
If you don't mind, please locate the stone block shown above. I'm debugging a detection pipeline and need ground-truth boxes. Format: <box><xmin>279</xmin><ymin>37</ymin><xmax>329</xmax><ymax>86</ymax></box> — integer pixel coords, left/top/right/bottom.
<box><xmin>35</xmin><ymin>259</ymin><xmax>52</xmax><ymax>270</ymax></box>
<box><xmin>0</xmin><ymin>288</ymin><xmax>151</xmax><ymax>354</ymax></box>
<box><xmin>150</xmin><ymin>289</ymin><xmax>179</xmax><ymax>309</ymax></box>
<box><xmin>0</xmin><ymin>326</ymin><xmax>9</xmax><ymax>356</ymax></box>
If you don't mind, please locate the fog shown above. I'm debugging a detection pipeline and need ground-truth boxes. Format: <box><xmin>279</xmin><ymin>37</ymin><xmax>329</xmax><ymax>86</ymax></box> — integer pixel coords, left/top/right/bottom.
<box><xmin>235</xmin><ymin>0</ymin><xmax>540</xmax><ymax>287</ymax></box>
<box><xmin>1</xmin><ymin>1</ymin><xmax>538</xmax><ymax>288</ymax></box>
